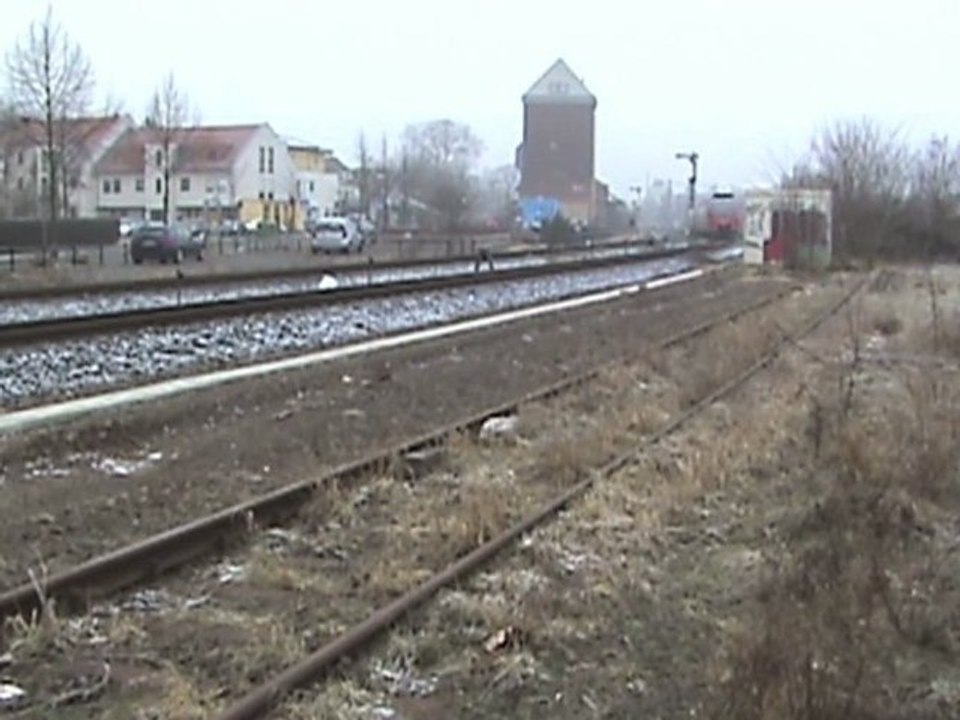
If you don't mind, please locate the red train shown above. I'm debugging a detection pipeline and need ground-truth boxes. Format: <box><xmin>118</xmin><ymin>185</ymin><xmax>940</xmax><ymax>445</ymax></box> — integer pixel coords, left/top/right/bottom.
<box><xmin>694</xmin><ymin>189</ymin><xmax>745</xmax><ymax>240</ymax></box>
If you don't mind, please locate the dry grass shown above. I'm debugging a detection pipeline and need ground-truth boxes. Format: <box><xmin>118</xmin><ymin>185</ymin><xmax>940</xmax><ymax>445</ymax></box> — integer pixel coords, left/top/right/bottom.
<box><xmin>138</xmin><ymin>669</ymin><xmax>209</xmax><ymax>720</ymax></box>
<box><xmin>656</xmin><ymin>291</ymin><xmax>817</xmax><ymax>408</ymax></box>
<box><xmin>710</xmin><ymin>296</ymin><xmax>960</xmax><ymax>719</ymax></box>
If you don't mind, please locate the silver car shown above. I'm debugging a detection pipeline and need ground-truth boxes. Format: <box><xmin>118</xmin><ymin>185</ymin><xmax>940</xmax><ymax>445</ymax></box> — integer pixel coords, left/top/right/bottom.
<box><xmin>310</xmin><ymin>217</ymin><xmax>364</xmax><ymax>254</ymax></box>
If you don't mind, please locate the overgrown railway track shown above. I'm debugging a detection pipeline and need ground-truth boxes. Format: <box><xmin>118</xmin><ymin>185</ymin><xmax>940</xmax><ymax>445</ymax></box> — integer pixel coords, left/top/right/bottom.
<box><xmin>0</xmin><ymin>272</ymin><xmax>796</xmax><ymax>626</ymax></box>
<box><xmin>213</xmin><ymin>273</ymin><xmax>868</xmax><ymax>720</ymax></box>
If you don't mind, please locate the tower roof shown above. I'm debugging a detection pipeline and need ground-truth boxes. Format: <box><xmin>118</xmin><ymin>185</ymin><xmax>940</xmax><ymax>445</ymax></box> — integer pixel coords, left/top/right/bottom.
<box><xmin>523</xmin><ymin>59</ymin><xmax>596</xmax><ymax>106</ymax></box>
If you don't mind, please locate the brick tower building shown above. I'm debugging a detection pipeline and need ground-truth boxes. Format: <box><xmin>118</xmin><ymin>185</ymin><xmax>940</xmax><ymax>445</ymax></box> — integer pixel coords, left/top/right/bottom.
<box><xmin>517</xmin><ymin>59</ymin><xmax>597</xmax><ymax>225</ymax></box>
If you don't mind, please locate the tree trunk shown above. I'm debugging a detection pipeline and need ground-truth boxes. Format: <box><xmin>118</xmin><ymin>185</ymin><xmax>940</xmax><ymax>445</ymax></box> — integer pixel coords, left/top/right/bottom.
<box><xmin>163</xmin><ymin>136</ymin><xmax>171</xmax><ymax>225</ymax></box>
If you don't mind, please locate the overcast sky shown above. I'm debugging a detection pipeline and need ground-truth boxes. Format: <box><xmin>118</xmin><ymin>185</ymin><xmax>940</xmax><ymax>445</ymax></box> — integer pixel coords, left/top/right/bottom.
<box><xmin>3</xmin><ymin>0</ymin><xmax>958</xmax><ymax>197</ymax></box>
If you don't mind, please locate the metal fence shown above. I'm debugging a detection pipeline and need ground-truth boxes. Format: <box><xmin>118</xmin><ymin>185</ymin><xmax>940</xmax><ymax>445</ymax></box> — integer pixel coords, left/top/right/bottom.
<box><xmin>0</xmin><ymin>231</ymin><xmax>513</xmax><ymax>273</ymax></box>
<box><xmin>0</xmin><ymin>219</ymin><xmax>120</xmax><ymax>249</ymax></box>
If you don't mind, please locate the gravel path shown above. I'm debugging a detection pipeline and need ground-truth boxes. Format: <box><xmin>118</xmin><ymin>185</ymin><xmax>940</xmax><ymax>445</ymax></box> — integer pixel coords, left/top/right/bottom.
<box><xmin>0</xmin><ymin>255</ymin><xmax>694</xmax><ymax>406</ymax></box>
<box><xmin>0</xmin><ymin>244</ymin><xmax>661</xmax><ymax>325</ymax></box>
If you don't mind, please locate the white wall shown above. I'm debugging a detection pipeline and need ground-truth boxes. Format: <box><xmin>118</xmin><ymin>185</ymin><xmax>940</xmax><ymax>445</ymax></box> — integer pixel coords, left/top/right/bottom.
<box><xmin>96</xmin><ymin>172</ymin><xmax>147</xmax><ymax>215</ymax></box>
<box><xmin>295</xmin><ymin>170</ymin><xmax>340</xmax><ymax>215</ymax></box>
<box><xmin>233</xmin><ymin>125</ymin><xmax>296</xmax><ymax>203</ymax></box>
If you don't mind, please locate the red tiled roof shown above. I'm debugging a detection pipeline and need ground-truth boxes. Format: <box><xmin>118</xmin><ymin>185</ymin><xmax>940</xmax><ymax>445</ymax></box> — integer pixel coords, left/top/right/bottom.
<box><xmin>95</xmin><ymin>124</ymin><xmax>261</xmax><ymax>175</ymax></box>
<box><xmin>0</xmin><ymin>115</ymin><xmax>128</xmax><ymax>157</ymax></box>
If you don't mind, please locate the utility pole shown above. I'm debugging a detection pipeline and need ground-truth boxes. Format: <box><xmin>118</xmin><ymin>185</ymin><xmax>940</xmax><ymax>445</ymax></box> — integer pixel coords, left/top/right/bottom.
<box><xmin>380</xmin><ymin>134</ymin><xmax>389</xmax><ymax>231</ymax></box>
<box><xmin>675</xmin><ymin>151</ymin><xmax>699</xmax><ymax>236</ymax></box>
<box><xmin>674</xmin><ymin>152</ymin><xmax>699</xmax><ymax>211</ymax></box>
<box><xmin>628</xmin><ymin>184</ymin><xmax>642</xmax><ymax>233</ymax></box>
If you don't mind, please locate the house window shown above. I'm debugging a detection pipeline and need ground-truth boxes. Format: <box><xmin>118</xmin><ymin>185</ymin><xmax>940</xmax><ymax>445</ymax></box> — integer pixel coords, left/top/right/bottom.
<box><xmin>135</xmin><ymin>178</ymin><xmax>144</xmax><ymax>192</ymax></box>
<box><xmin>155</xmin><ymin>149</ymin><xmax>163</xmax><ymax>168</ymax></box>
<box><xmin>259</xmin><ymin>147</ymin><xmax>265</xmax><ymax>173</ymax></box>
<box><xmin>267</xmin><ymin>191</ymin><xmax>274</xmax><ymax>200</ymax></box>
<box><xmin>268</xmin><ymin>147</ymin><xmax>274</xmax><ymax>174</ymax></box>
<box><xmin>113</xmin><ymin>178</ymin><xmax>121</xmax><ymax>193</ymax></box>
<box><xmin>258</xmin><ymin>191</ymin><xmax>264</xmax><ymax>199</ymax></box>
<box><xmin>103</xmin><ymin>179</ymin><xmax>111</xmax><ymax>194</ymax></box>
<box><xmin>17</xmin><ymin>151</ymin><xmax>23</xmax><ymax>165</ymax></box>
<box><xmin>309</xmin><ymin>180</ymin><xmax>315</xmax><ymax>192</ymax></box>
<box><xmin>41</xmin><ymin>177</ymin><xmax>48</xmax><ymax>192</ymax></box>
<box><xmin>155</xmin><ymin>177</ymin><xmax>163</xmax><ymax>194</ymax></box>
<box><xmin>296</xmin><ymin>180</ymin><xmax>301</xmax><ymax>194</ymax></box>
<box><xmin>69</xmin><ymin>176</ymin><xmax>78</xmax><ymax>189</ymax></box>
<box><xmin>180</xmin><ymin>177</ymin><xmax>191</xmax><ymax>192</ymax></box>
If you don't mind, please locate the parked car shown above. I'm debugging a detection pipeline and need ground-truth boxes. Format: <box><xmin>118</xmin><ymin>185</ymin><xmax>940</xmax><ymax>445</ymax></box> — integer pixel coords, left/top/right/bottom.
<box><xmin>188</xmin><ymin>222</ymin><xmax>210</xmax><ymax>245</ymax></box>
<box><xmin>130</xmin><ymin>223</ymin><xmax>205</xmax><ymax>264</ymax></box>
<box><xmin>119</xmin><ymin>218</ymin><xmax>143</xmax><ymax>239</ymax></box>
<box><xmin>310</xmin><ymin>217</ymin><xmax>365</xmax><ymax>254</ymax></box>
<box><xmin>219</xmin><ymin>219</ymin><xmax>243</xmax><ymax>236</ymax></box>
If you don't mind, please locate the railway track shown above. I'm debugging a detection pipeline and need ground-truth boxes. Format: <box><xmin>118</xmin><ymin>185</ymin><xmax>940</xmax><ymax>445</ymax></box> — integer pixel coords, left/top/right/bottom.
<box><xmin>0</xmin><ymin>272</ymin><xmax>866</xmax><ymax>716</ymax></box>
<box><xmin>213</xmin><ymin>273</ymin><xmax>868</xmax><ymax>720</ymax></box>
<box><xmin>0</xmin><ymin>243</ymin><xmax>711</xmax><ymax>349</ymax></box>
<box><xmin>0</xmin><ymin>238</ymin><xmax>653</xmax><ymax>303</ymax></box>
<box><xmin>0</xmin><ymin>270</ymin><xmax>866</xmax><ymax>717</ymax></box>
<box><xmin>0</xmin><ymin>273</ymin><xmax>794</xmax><ymax>625</ymax></box>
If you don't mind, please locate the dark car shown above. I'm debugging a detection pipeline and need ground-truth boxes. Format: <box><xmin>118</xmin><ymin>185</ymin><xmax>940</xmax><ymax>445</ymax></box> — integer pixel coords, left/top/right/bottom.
<box><xmin>130</xmin><ymin>224</ymin><xmax>204</xmax><ymax>264</ymax></box>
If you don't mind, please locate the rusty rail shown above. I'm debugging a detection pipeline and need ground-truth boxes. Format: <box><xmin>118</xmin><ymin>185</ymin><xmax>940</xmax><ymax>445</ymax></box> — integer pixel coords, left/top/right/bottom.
<box><xmin>0</xmin><ymin>275</ymin><xmax>787</xmax><ymax>624</ymax></box>
<box><xmin>214</xmin><ymin>274</ymin><xmax>869</xmax><ymax>720</ymax></box>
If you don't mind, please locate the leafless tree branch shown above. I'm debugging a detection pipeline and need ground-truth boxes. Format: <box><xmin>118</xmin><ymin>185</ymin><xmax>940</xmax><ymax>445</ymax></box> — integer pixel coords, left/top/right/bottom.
<box><xmin>146</xmin><ymin>72</ymin><xmax>190</xmax><ymax>225</ymax></box>
<box><xmin>5</xmin><ymin>6</ymin><xmax>94</xmax><ymax>254</ymax></box>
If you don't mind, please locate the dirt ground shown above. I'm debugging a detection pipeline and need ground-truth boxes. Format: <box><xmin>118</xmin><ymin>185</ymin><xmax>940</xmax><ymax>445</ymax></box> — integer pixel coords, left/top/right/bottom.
<box><xmin>0</xmin><ymin>268</ymin><xmax>849</xmax><ymax>717</ymax></box>
<box><xmin>0</xmin><ymin>268</ymin><xmax>784</xmax><ymax>590</ymax></box>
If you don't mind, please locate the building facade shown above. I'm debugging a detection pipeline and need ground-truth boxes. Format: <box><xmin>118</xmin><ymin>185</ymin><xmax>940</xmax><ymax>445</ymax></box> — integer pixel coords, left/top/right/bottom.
<box><xmin>288</xmin><ymin>144</ymin><xmax>342</xmax><ymax>228</ymax></box>
<box><xmin>517</xmin><ymin>59</ymin><xmax>598</xmax><ymax>225</ymax></box>
<box><xmin>94</xmin><ymin>123</ymin><xmax>297</xmax><ymax>227</ymax></box>
<box><xmin>0</xmin><ymin>115</ymin><xmax>134</xmax><ymax>219</ymax></box>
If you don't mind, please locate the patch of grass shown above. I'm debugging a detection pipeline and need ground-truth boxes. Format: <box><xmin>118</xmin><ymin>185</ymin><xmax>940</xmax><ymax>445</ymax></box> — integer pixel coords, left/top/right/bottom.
<box><xmin>285</xmin><ymin>678</ymin><xmax>383</xmax><ymax>719</ymax></box>
<box><xmin>871</xmin><ymin>309</ymin><xmax>903</xmax><ymax>337</ymax></box>
<box><xmin>245</xmin><ymin>546</ymin><xmax>315</xmax><ymax>592</ymax></box>
<box><xmin>710</xmin><ymin>358</ymin><xmax>960</xmax><ymax>720</ymax></box>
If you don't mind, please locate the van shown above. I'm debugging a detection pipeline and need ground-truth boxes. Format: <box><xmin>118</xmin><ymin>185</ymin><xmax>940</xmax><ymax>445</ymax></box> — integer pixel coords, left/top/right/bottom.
<box><xmin>309</xmin><ymin>217</ymin><xmax>364</xmax><ymax>254</ymax></box>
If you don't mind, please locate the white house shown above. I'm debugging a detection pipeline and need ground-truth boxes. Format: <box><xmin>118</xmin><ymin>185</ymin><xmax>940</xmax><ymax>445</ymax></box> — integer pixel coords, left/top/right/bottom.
<box><xmin>0</xmin><ymin>114</ymin><xmax>133</xmax><ymax>218</ymax></box>
<box><xmin>94</xmin><ymin>123</ymin><xmax>297</xmax><ymax>227</ymax></box>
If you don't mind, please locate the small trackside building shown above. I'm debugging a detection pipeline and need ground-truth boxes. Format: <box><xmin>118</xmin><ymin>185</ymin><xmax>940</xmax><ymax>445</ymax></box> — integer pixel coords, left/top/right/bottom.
<box><xmin>744</xmin><ymin>188</ymin><xmax>833</xmax><ymax>269</ymax></box>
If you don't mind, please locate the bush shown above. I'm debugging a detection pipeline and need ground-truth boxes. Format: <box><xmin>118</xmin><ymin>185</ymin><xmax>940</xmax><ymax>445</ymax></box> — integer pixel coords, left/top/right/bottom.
<box><xmin>539</xmin><ymin>214</ymin><xmax>578</xmax><ymax>246</ymax></box>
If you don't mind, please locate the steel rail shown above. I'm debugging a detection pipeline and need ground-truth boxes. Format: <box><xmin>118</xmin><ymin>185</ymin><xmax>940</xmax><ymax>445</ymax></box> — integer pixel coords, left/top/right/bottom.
<box><xmin>214</xmin><ymin>273</ymin><xmax>869</xmax><ymax>720</ymax></box>
<box><xmin>0</xmin><ymin>238</ymin><xmax>653</xmax><ymax>302</ymax></box>
<box><xmin>0</xmin><ymin>274</ymin><xmax>787</xmax><ymax>625</ymax></box>
<box><xmin>0</xmin><ymin>244</ymin><xmax>713</xmax><ymax>349</ymax></box>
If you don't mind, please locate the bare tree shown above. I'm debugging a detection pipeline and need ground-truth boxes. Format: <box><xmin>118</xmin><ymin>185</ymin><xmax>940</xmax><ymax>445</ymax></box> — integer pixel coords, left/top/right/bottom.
<box><xmin>378</xmin><ymin>134</ymin><xmax>391</xmax><ymax>229</ymax></box>
<box><xmin>147</xmin><ymin>72</ymin><xmax>190</xmax><ymax>225</ymax></box>
<box><xmin>786</xmin><ymin>118</ymin><xmax>910</xmax><ymax>260</ymax></box>
<box><xmin>478</xmin><ymin>164</ymin><xmax>519</xmax><ymax>227</ymax></box>
<box><xmin>402</xmin><ymin>119</ymin><xmax>483</xmax><ymax>169</ymax></box>
<box><xmin>355</xmin><ymin>132</ymin><xmax>371</xmax><ymax>218</ymax></box>
<box><xmin>788</xmin><ymin>119</ymin><xmax>960</xmax><ymax>261</ymax></box>
<box><xmin>906</xmin><ymin>136</ymin><xmax>960</xmax><ymax>256</ymax></box>
<box><xmin>0</xmin><ymin>100</ymin><xmax>17</xmax><ymax>218</ymax></box>
<box><xmin>400</xmin><ymin>119</ymin><xmax>484</xmax><ymax>232</ymax></box>
<box><xmin>6</xmin><ymin>6</ymin><xmax>94</xmax><ymax>254</ymax></box>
